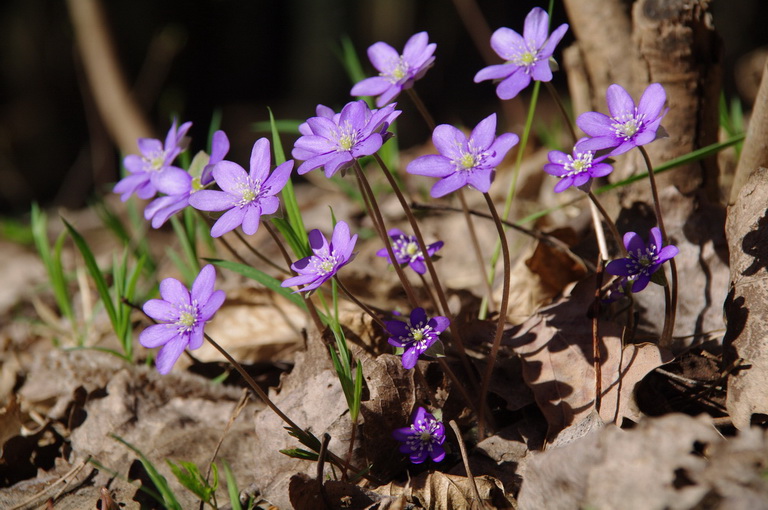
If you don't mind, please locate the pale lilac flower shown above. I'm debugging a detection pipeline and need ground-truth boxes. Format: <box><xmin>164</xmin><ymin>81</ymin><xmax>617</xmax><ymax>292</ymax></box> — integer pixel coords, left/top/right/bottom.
<box><xmin>200</xmin><ymin>130</ymin><xmax>231</xmax><ymax>186</ymax></box>
<box><xmin>189</xmin><ymin>138</ymin><xmax>293</xmax><ymax>237</ymax></box>
<box><xmin>543</xmin><ymin>142</ymin><xmax>613</xmax><ymax>192</ymax></box>
<box><xmin>114</xmin><ymin>119</ymin><xmax>193</xmax><ymax>201</ymax></box>
<box><xmin>406</xmin><ymin>113</ymin><xmax>518</xmax><ymax>197</ymax></box>
<box><xmin>576</xmin><ymin>83</ymin><xmax>668</xmax><ymax>156</ymax></box>
<box><xmin>292</xmin><ymin>101</ymin><xmax>400</xmax><ymax>178</ymax></box>
<box><xmin>606</xmin><ymin>227</ymin><xmax>678</xmax><ymax>293</ymax></box>
<box><xmin>386</xmin><ymin>308</ymin><xmax>449</xmax><ymax>370</ymax></box>
<box><xmin>351</xmin><ymin>32</ymin><xmax>436</xmax><ymax>107</ymax></box>
<box><xmin>392</xmin><ymin>406</ymin><xmax>446</xmax><ymax>464</ymax></box>
<box><xmin>376</xmin><ymin>229</ymin><xmax>443</xmax><ymax>275</ymax></box>
<box><xmin>281</xmin><ymin>221</ymin><xmax>358</xmax><ymax>293</ymax></box>
<box><xmin>140</xmin><ymin>264</ymin><xmax>225</xmax><ymax>374</ymax></box>
<box><xmin>474</xmin><ymin>8</ymin><xmax>568</xmax><ymax>100</ymax></box>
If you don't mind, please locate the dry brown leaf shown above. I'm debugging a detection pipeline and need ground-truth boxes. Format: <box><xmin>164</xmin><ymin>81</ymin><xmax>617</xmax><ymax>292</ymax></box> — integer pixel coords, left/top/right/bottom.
<box><xmin>505</xmin><ymin>277</ymin><xmax>672</xmax><ymax>439</ymax></box>
<box><xmin>0</xmin><ymin>395</ymin><xmax>23</xmax><ymax>451</ymax></box>
<box><xmin>518</xmin><ymin>413</ymin><xmax>768</xmax><ymax>510</ymax></box>
<box><xmin>725</xmin><ymin>167</ymin><xmax>768</xmax><ymax>428</ymax></box>
<box><xmin>371</xmin><ymin>471</ymin><xmax>511</xmax><ymax>510</ymax></box>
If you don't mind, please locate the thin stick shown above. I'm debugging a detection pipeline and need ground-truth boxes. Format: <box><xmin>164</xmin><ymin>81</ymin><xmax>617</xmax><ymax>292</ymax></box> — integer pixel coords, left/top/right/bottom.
<box><xmin>588</xmin><ymin>191</ymin><xmax>625</xmax><ymax>255</ymax></box>
<box><xmin>449</xmin><ymin>420</ymin><xmax>488</xmax><ymax>510</ymax></box>
<box><xmin>406</xmin><ymin>88</ymin><xmax>436</xmax><ymax>131</ymax></box>
<box><xmin>417</xmin><ymin>272</ymin><xmax>441</xmax><ymax>313</ymax></box>
<box><xmin>478</xmin><ymin>193</ymin><xmax>511</xmax><ymax>437</ymax></box>
<box><xmin>639</xmin><ymin>146</ymin><xmax>678</xmax><ymax>344</ymax></box>
<box><xmin>592</xmin><ymin>259</ymin><xmax>605</xmax><ymax>414</ymax></box>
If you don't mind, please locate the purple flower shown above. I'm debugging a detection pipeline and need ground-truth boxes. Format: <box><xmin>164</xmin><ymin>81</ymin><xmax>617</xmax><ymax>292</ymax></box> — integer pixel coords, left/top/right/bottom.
<box><xmin>386</xmin><ymin>307</ymin><xmax>449</xmax><ymax>370</ymax></box>
<box><xmin>576</xmin><ymin>83</ymin><xmax>668</xmax><ymax>157</ymax></box>
<box><xmin>474</xmin><ymin>8</ymin><xmax>568</xmax><ymax>100</ymax></box>
<box><xmin>392</xmin><ymin>406</ymin><xmax>446</xmax><ymax>464</ymax></box>
<box><xmin>114</xmin><ymin>119</ymin><xmax>193</xmax><ymax>201</ymax></box>
<box><xmin>376</xmin><ymin>229</ymin><xmax>443</xmax><ymax>275</ymax></box>
<box><xmin>143</xmin><ymin>131</ymin><xmax>231</xmax><ymax>229</ymax></box>
<box><xmin>543</xmin><ymin>143</ymin><xmax>613</xmax><ymax>192</ymax></box>
<box><xmin>281</xmin><ymin>221</ymin><xmax>358</xmax><ymax>294</ymax></box>
<box><xmin>189</xmin><ymin>138</ymin><xmax>293</xmax><ymax>237</ymax></box>
<box><xmin>606</xmin><ymin>227</ymin><xmax>678</xmax><ymax>293</ymax></box>
<box><xmin>140</xmin><ymin>264</ymin><xmax>225</xmax><ymax>374</ymax></box>
<box><xmin>351</xmin><ymin>32</ymin><xmax>436</xmax><ymax>107</ymax></box>
<box><xmin>406</xmin><ymin>113</ymin><xmax>518</xmax><ymax>197</ymax></box>
<box><xmin>292</xmin><ymin>100</ymin><xmax>400</xmax><ymax>178</ymax></box>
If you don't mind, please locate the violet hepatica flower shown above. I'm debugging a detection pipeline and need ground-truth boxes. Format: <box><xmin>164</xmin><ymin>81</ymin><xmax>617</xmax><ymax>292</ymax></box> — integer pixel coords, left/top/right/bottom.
<box><xmin>474</xmin><ymin>7</ymin><xmax>568</xmax><ymax>100</ymax></box>
<box><xmin>386</xmin><ymin>307</ymin><xmax>449</xmax><ymax>370</ymax></box>
<box><xmin>189</xmin><ymin>138</ymin><xmax>293</xmax><ymax>237</ymax></box>
<box><xmin>543</xmin><ymin>142</ymin><xmax>613</xmax><ymax>193</ymax></box>
<box><xmin>376</xmin><ymin>229</ymin><xmax>443</xmax><ymax>275</ymax></box>
<box><xmin>292</xmin><ymin>100</ymin><xmax>400</xmax><ymax>178</ymax></box>
<box><xmin>576</xmin><ymin>83</ymin><xmax>668</xmax><ymax>157</ymax></box>
<box><xmin>392</xmin><ymin>406</ymin><xmax>446</xmax><ymax>464</ymax></box>
<box><xmin>407</xmin><ymin>113</ymin><xmax>518</xmax><ymax>197</ymax></box>
<box><xmin>114</xmin><ymin>119</ymin><xmax>193</xmax><ymax>201</ymax></box>
<box><xmin>281</xmin><ymin>221</ymin><xmax>358</xmax><ymax>294</ymax></box>
<box><xmin>606</xmin><ymin>227</ymin><xmax>678</xmax><ymax>293</ymax></box>
<box><xmin>351</xmin><ymin>31</ymin><xmax>436</xmax><ymax>107</ymax></box>
<box><xmin>140</xmin><ymin>264</ymin><xmax>225</xmax><ymax>374</ymax></box>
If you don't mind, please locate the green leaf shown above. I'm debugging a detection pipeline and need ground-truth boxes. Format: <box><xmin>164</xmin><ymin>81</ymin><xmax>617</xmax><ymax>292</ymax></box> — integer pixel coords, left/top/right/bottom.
<box><xmin>271</xmin><ymin>217</ymin><xmax>309</xmax><ymax>259</ymax></box>
<box><xmin>167</xmin><ymin>460</ymin><xmax>214</xmax><ymax>503</ymax></box>
<box><xmin>31</xmin><ymin>204</ymin><xmax>74</xmax><ymax>324</ymax></box>
<box><xmin>222</xmin><ymin>460</ymin><xmax>243</xmax><ymax>510</ymax></box>
<box><xmin>112</xmin><ymin>435</ymin><xmax>183</xmax><ymax>510</ymax></box>
<box><xmin>63</xmin><ymin>219</ymin><xmax>118</xmax><ymax>331</ymax></box>
<box><xmin>279</xmin><ymin>448</ymin><xmax>320</xmax><ymax>461</ymax></box>
<box><xmin>170</xmin><ymin>215</ymin><xmax>200</xmax><ymax>280</ymax></box>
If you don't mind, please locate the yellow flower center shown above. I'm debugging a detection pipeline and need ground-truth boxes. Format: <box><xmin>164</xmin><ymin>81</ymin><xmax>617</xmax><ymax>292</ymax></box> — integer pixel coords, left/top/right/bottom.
<box><xmin>460</xmin><ymin>153</ymin><xmax>477</xmax><ymax>170</ymax></box>
<box><xmin>191</xmin><ymin>176</ymin><xmax>203</xmax><ymax>192</ymax></box>
<box><xmin>338</xmin><ymin>134</ymin><xmax>354</xmax><ymax>151</ymax></box>
<box><xmin>405</xmin><ymin>242</ymin><xmax>419</xmax><ymax>256</ymax></box>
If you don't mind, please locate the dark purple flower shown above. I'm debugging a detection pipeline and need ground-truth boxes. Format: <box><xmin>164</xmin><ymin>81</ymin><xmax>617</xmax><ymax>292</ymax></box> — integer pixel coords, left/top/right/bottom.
<box><xmin>189</xmin><ymin>138</ymin><xmax>293</xmax><ymax>237</ymax></box>
<box><xmin>392</xmin><ymin>406</ymin><xmax>446</xmax><ymax>464</ymax></box>
<box><xmin>351</xmin><ymin>32</ymin><xmax>436</xmax><ymax>107</ymax></box>
<box><xmin>376</xmin><ymin>229</ymin><xmax>443</xmax><ymax>275</ymax></box>
<box><xmin>386</xmin><ymin>307</ymin><xmax>449</xmax><ymax>370</ymax></box>
<box><xmin>543</xmin><ymin>143</ymin><xmax>613</xmax><ymax>192</ymax></box>
<box><xmin>140</xmin><ymin>264</ymin><xmax>225</xmax><ymax>374</ymax></box>
<box><xmin>292</xmin><ymin>101</ymin><xmax>400</xmax><ymax>178</ymax></box>
<box><xmin>406</xmin><ymin>113</ymin><xmax>518</xmax><ymax>197</ymax></box>
<box><xmin>606</xmin><ymin>227</ymin><xmax>678</xmax><ymax>293</ymax></box>
<box><xmin>114</xmin><ymin>119</ymin><xmax>193</xmax><ymax>201</ymax></box>
<box><xmin>474</xmin><ymin>7</ymin><xmax>568</xmax><ymax>100</ymax></box>
<box><xmin>576</xmin><ymin>83</ymin><xmax>668</xmax><ymax>157</ymax></box>
<box><xmin>281</xmin><ymin>221</ymin><xmax>358</xmax><ymax>293</ymax></box>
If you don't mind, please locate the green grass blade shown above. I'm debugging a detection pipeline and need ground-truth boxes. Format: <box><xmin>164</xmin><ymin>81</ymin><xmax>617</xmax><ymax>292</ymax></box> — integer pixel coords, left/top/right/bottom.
<box><xmin>31</xmin><ymin>204</ymin><xmax>74</xmax><ymax>323</ymax></box>
<box><xmin>222</xmin><ymin>461</ymin><xmax>243</xmax><ymax>510</ymax></box>
<box><xmin>112</xmin><ymin>434</ymin><xmax>183</xmax><ymax>510</ymax></box>
<box><xmin>63</xmin><ymin>219</ymin><xmax>118</xmax><ymax>330</ymax></box>
<box><xmin>170</xmin><ymin>215</ymin><xmax>200</xmax><ymax>279</ymax></box>
<box><xmin>271</xmin><ymin>217</ymin><xmax>310</xmax><ymax>259</ymax></box>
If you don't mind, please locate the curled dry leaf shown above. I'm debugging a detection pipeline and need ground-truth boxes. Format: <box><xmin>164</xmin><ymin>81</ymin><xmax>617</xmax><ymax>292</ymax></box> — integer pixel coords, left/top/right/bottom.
<box><xmin>725</xmin><ymin>166</ymin><xmax>768</xmax><ymax>428</ymax></box>
<box><xmin>504</xmin><ymin>277</ymin><xmax>672</xmax><ymax>439</ymax></box>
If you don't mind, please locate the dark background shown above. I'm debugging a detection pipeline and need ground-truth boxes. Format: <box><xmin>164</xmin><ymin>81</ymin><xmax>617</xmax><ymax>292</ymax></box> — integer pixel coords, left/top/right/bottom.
<box><xmin>0</xmin><ymin>0</ymin><xmax>765</xmax><ymax>215</ymax></box>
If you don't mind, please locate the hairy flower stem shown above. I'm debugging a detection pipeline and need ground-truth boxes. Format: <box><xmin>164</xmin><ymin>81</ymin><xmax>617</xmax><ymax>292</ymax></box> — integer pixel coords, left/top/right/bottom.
<box><xmin>204</xmin><ymin>332</ymin><xmax>379</xmax><ymax>483</ymax></box>
<box><xmin>478</xmin><ymin>192</ymin><xmax>511</xmax><ymax>438</ymax></box>
<box><xmin>544</xmin><ymin>81</ymin><xmax>577</xmax><ymax>143</ymax></box>
<box><xmin>352</xmin><ymin>161</ymin><xmax>419</xmax><ymax>308</ymax></box>
<box><xmin>449</xmin><ymin>420</ymin><xmax>488</xmax><ymax>510</ymax></box>
<box><xmin>417</xmin><ymin>272</ymin><xmax>440</xmax><ymax>313</ymax></box>
<box><xmin>592</xmin><ymin>259</ymin><xmax>605</xmax><ymax>414</ymax></box>
<box><xmin>405</xmin><ymin>89</ymin><xmax>495</xmax><ymax>311</ymax></box>
<box><xmin>639</xmin><ymin>146</ymin><xmax>678</xmax><ymax>344</ymax></box>
<box><xmin>264</xmin><ymin>221</ymin><xmax>325</xmax><ymax>334</ymax></box>
<box><xmin>334</xmin><ymin>276</ymin><xmax>387</xmax><ymax>330</ymax></box>
<box><xmin>481</xmin><ymin>80</ymin><xmax>541</xmax><ymax>320</ymax></box>
<box><xmin>372</xmin><ymin>154</ymin><xmax>475</xmax><ymax>377</ymax></box>
<box><xmin>232</xmin><ymin>228</ymin><xmax>290</xmax><ymax>275</ymax></box>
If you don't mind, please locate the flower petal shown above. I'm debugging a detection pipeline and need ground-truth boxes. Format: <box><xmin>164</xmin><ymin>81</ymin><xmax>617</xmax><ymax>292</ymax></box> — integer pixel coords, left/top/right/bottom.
<box><xmin>155</xmin><ymin>334</ymin><xmax>188</xmax><ymax>374</ymax></box>
<box><xmin>474</xmin><ymin>63</ymin><xmax>514</xmax><ymax>83</ymax></box>
<box><xmin>200</xmin><ymin>289</ymin><xmax>226</xmax><ymax>321</ymax></box>
<box><xmin>637</xmin><ymin>83</ymin><xmax>667</xmax><ymax>121</ymax></box>
<box><xmin>140</xmin><ymin>324</ymin><xmax>179</xmax><ymax>348</ymax></box>
<box><xmin>576</xmin><ymin>112</ymin><xmax>614</xmax><ymax>138</ymax></box>
<box><xmin>159</xmin><ymin>277</ymin><xmax>189</xmax><ymax>304</ymax></box>
<box><xmin>431</xmin><ymin>172</ymin><xmax>468</xmax><ymax>198</ymax></box>
<box><xmin>212</xmin><ymin>161</ymin><xmax>249</xmax><ymax>194</ymax></box>
<box><xmin>241</xmin><ymin>206</ymin><xmax>262</xmax><ymax>235</ymax></box>
<box><xmin>189</xmin><ymin>189</ymin><xmax>235</xmax><ymax>212</ymax></box>
<box><xmin>466</xmin><ymin>168</ymin><xmax>494</xmax><ymax>193</ymax></box>
<box><xmin>351</xmin><ymin>76</ymin><xmax>392</xmax><ymax>97</ymax></box>
<box><xmin>367</xmin><ymin>42</ymin><xmax>399</xmax><ymax>73</ymax></box>
<box><xmin>606</xmin><ymin>84</ymin><xmax>635</xmax><ymax>119</ymax></box>
<box><xmin>469</xmin><ymin>114</ymin><xmax>497</xmax><ymax>150</ymax></box>
<box><xmin>496</xmin><ymin>71</ymin><xmax>531</xmax><ymax>100</ymax></box>
<box><xmin>407</xmin><ymin>155</ymin><xmax>454</xmax><ymax>178</ymax></box>
<box><xmin>523</xmin><ymin>7</ymin><xmax>549</xmax><ymax>49</ymax></box>
<box><xmin>249</xmin><ymin>138</ymin><xmax>271</xmax><ymax>182</ymax></box>
<box><xmin>210</xmin><ymin>207</ymin><xmax>246</xmax><ymax>238</ymax></box>
<box><xmin>432</xmin><ymin>124</ymin><xmax>466</xmax><ymax>159</ymax></box>
<box><xmin>191</xmin><ymin>264</ymin><xmax>216</xmax><ymax>305</ymax></box>
<box><xmin>489</xmin><ymin>27</ymin><xmax>524</xmax><ymax>60</ymax></box>
<box><xmin>143</xmin><ymin>299</ymin><xmax>176</xmax><ymax>321</ymax></box>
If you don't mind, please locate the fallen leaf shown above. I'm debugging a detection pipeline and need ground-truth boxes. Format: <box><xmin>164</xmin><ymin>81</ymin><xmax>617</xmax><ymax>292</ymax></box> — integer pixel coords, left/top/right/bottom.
<box><xmin>505</xmin><ymin>277</ymin><xmax>672</xmax><ymax>439</ymax></box>
<box><xmin>371</xmin><ymin>471</ymin><xmax>511</xmax><ymax>509</ymax></box>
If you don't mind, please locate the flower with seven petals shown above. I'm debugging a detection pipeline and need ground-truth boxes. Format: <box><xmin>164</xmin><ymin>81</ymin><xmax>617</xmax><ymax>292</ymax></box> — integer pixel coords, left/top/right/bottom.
<box><xmin>140</xmin><ymin>264</ymin><xmax>225</xmax><ymax>374</ymax></box>
<box><xmin>543</xmin><ymin>142</ymin><xmax>613</xmax><ymax>192</ymax></box>
<box><xmin>576</xmin><ymin>83</ymin><xmax>668</xmax><ymax>157</ymax></box>
<box><xmin>474</xmin><ymin>7</ymin><xmax>568</xmax><ymax>100</ymax></box>
<box><xmin>606</xmin><ymin>227</ymin><xmax>678</xmax><ymax>293</ymax></box>
<box><xmin>292</xmin><ymin>101</ymin><xmax>400</xmax><ymax>178</ymax></box>
<box><xmin>114</xmin><ymin>119</ymin><xmax>193</xmax><ymax>201</ymax></box>
<box><xmin>385</xmin><ymin>307</ymin><xmax>449</xmax><ymax>370</ymax></box>
<box><xmin>392</xmin><ymin>406</ymin><xmax>446</xmax><ymax>464</ymax></box>
<box><xmin>406</xmin><ymin>113</ymin><xmax>518</xmax><ymax>197</ymax></box>
<box><xmin>351</xmin><ymin>31</ymin><xmax>436</xmax><ymax>107</ymax></box>
<box><xmin>189</xmin><ymin>138</ymin><xmax>293</xmax><ymax>237</ymax></box>
<box><xmin>281</xmin><ymin>221</ymin><xmax>358</xmax><ymax>294</ymax></box>
<box><xmin>376</xmin><ymin>229</ymin><xmax>443</xmax><ymax>275</ymax></box>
